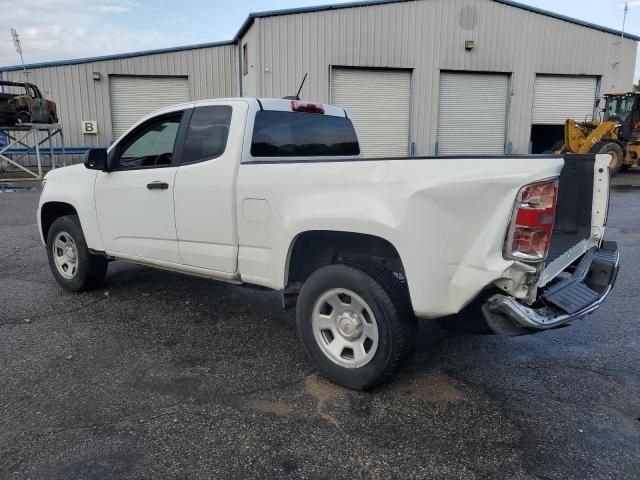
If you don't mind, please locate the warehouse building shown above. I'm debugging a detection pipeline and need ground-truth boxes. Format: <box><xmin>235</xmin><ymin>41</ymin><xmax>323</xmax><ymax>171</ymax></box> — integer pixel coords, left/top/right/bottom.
<box><xmin>1</xmin><ymin>0</ymin><xmax>638</xmax><ymax>168</ymax></box>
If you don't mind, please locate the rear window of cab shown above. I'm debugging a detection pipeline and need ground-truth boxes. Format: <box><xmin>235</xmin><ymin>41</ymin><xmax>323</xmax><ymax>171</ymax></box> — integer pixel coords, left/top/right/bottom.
<box><xmin>250</xmin><ymin>110</ymin><xmax>360</xmax><ymax>158</ymax></box>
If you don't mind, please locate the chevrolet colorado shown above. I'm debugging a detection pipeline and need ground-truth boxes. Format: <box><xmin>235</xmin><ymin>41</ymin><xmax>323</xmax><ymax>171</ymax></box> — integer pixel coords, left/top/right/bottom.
<box><xmin>38</xmin><ymin>98</ymin><xmax>619</xmax><ymax>389</ymax></box>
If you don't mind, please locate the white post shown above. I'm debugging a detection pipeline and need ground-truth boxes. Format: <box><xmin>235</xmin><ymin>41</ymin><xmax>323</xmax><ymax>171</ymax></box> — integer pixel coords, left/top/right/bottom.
<box><xmin>34</xmin><ymin>130</ymin><xmax>42</xmax><ymax>178</ymax></box>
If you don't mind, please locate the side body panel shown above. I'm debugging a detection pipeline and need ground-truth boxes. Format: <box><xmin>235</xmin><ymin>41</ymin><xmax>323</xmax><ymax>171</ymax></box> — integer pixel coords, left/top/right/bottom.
<box><xmin>236</xmin><ymin>156</ymin><xmax>564</xmax><ymax>318</ymax></box>
<box><xmin>173</xmin><ymin>100</ymin><xmax>248</xmax><ymax>273</ymax></box>
<box><xmin>94</xmin><ymin>167</ymin><xmax>181</xmax><ymax>263</ymax></box>
<box><xmin>93</xmin><ymin>104</ymin><xmax>191</xmax><ymax>264</ymax></box>
<box><xmin>38</xmin><ymin>164</ymin><xmax>103</xmax><ymax>250</ymax></box>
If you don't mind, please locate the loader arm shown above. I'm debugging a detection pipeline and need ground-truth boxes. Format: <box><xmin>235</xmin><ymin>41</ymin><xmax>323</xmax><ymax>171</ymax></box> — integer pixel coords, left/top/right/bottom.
<box><xmin>562</xmin><ymin>119</ymin><xmax>619</xmax><ymax>154</ymax></box>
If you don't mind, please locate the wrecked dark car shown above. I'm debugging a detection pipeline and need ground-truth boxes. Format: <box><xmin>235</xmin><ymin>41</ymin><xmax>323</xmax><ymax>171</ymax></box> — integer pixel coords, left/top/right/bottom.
<box><xmin>0</xmin><ymin>81</ymin><xmax>58</xmax><ymax>126</ymax></box>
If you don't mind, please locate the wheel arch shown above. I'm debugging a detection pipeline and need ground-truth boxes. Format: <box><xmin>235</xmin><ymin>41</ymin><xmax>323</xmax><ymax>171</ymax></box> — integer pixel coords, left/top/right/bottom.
<box><xmin>284</xmin><ymin>230</ymin><xmax>408</xmax><ymax>289</ymax></box>
<box><xmin>40</xmin><ymin>201</ymin><xmax>79</xmax><ymax>244</ymax></box>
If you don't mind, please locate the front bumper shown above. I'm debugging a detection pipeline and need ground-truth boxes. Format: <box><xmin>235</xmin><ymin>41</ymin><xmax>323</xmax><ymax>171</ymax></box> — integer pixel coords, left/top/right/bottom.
<box><xmin>484</xmin><ymin>241</ymin><xmax>620</xmax><ymax>331</ymax></box>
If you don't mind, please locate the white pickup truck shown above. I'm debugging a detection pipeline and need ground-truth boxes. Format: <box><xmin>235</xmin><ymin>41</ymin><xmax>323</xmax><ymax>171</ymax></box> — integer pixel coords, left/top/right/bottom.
<box><xmin>38</xmin><ymin>98</ymin><xmax>619</xmax><ymax>389</ymax></box>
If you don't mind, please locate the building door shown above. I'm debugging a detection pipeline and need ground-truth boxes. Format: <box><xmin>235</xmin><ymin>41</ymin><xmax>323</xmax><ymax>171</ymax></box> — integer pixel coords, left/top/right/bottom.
<box><xmin>109</xmin><ymin>76</ymin><xmax>189</xmax><ymax>140</ymax></box>
<box><xmin>437</xmin><ymin>72</ymin><xmax>510</xmax><ymax>155</ymax></box>
<box><xmin>531</xmin><ymin>75</ymin><xmax>598</xmax><ymax>153</ymax></box>
<box><xmin>331</xmin><ymin>67</ymin><xmax>411</xmax><ymax>157</ymax></box>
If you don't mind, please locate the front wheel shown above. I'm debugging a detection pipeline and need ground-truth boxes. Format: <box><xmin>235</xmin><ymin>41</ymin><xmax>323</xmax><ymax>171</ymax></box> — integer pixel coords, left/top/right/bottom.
<box><xmin>296</xmin><ymin>263</ymin><xmax>417</xmax><ymax>390</ymax></box>
<box><xmin>46</xmin><ymin>215</ymin><xmax>108</xmax><ymax>292</ymax></box>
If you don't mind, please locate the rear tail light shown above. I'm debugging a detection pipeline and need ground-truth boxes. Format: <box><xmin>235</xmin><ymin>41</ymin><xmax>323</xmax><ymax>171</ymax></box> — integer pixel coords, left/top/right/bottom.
<box><xmin>291</xmin><ymin>100</ymin><xmax>325</xmax><ymax>114</ymax></box>
<box><xmin>504</xmin><ymin>179</ymin><xmax>559</xmax><ymax>262</ymax></box>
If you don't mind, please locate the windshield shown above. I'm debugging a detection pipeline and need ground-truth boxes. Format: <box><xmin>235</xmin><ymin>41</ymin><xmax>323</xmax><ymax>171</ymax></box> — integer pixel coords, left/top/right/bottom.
<box><xmin>604</xmin><ymin>96</ymin><xmax>635</xmax><ymax>121</ymax></box>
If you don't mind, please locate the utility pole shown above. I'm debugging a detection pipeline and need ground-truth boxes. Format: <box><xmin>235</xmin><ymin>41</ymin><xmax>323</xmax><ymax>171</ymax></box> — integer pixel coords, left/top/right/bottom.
<box><xmin>620</xmin><ymin>2</ymin><xmax>629</xmax><ymax>67</ymax></box>
<box><xmin>612</xmin><ymin>2</ymin><xmax>630</xmax><ymax>90</ymax></box>
<box><xmin>10</xmin><ymin>28</ymin><xmax>28</xmax><ymax>80</ymax></box>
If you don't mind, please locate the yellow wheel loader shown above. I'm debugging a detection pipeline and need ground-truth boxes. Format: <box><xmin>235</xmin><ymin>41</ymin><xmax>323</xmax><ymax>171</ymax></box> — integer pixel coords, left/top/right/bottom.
<box><xmin>554</xmin><ymin>92</ymin><xmax>640</xmax><ymax>175</ymax></box>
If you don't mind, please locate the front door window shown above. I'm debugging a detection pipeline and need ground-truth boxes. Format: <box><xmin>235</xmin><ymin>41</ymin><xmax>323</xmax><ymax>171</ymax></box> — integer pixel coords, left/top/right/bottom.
<box><xmin>118</xmin><ymin>115</ymin><xmax>182</xmax><ymax>169</ymax></box>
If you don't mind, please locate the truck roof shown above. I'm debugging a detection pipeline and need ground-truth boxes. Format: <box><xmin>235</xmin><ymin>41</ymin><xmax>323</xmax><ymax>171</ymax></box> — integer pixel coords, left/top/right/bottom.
<box><xmin>257</xmin><ymin>98</ymin><xmax>347</xmax><ymax>117</ymax></box>
<box><xmin>0</xmin><ymin>80</ymin><xmax>37</xmax><ymax>88</ymax></box>
<box><xmin>147</xmin><ymin>97</ymin><xmax>349</xmax><ymax>120</ymax></box>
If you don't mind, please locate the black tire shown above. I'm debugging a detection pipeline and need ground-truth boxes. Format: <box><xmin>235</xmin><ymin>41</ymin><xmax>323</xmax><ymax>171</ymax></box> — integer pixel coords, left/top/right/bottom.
<box><xmin>296</xmin><ymin>263</ymin><xmax>417</xmax><ymax>390</ymax></box>
<box><xmin>343</xmin><ymin>261</ymin><xmax>418</xmax><ymax>362</ymax></box>
<box><xmin>46</xmin><ymin>215</ymin><xmax>108</xmax><ymax>292</ymax></box>
<box><xmin>17</xmin><ymin>111</ymin><xmax>31</xmax><ymax>124</ymax></box>
<box><xmin>590</xmin><ymin>141</ymin><xmax>624</xmax><ymax>176</ymax></box>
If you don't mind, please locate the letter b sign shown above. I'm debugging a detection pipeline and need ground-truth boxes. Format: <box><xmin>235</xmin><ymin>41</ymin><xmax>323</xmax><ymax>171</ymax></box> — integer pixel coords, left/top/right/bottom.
<box><xmin>82</xmin><ymin>120</ymin><xmax>97</xmax><ymax>134</ymax></box>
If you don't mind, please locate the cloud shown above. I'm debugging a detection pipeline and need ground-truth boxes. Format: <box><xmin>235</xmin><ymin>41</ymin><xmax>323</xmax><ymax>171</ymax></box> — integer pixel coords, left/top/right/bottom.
<box><xmin>0</xmin><ymin>0</ymin><xmax>180</xmax><ymax>67</ymax></box>
<box><xmin>97</xmin><ymin>3</ymin><xmax>137</xmax><ymax>14</ymax></box>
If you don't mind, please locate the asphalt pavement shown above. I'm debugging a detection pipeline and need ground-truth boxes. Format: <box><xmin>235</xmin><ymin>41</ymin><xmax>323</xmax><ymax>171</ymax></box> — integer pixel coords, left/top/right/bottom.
<box><xmin>1</xmin><ymin>177</ymin><xmax>639</xmax><ymax>479</ymax></box>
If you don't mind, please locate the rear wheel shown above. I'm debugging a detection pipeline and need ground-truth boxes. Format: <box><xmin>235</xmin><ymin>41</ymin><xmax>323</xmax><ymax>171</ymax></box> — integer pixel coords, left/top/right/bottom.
<box><xmin>296</xmin><ymin>263</ymin><xmax>417</xmax><ymax>390</ymax></box>
<box><xmin>590</xmin><ymin>141</ymin><xmax>624</xmax><ymax>176</ymax></box>
<box><xmin>46</xmin><ymin>215</ymin><xmax>108</xmax><ymax>292</ymax></box>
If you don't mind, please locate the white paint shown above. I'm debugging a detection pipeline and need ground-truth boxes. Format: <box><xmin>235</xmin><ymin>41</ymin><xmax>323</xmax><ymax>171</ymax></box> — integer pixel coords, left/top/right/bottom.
<box><xmin>95</xmin><ymin>166</ymin><xmax>181</xmax><ymax>264</ymax></box>
<box><xmin>39</xmin><ymin>97</ymin><xmax>605</xmax><ymax>320</ymax></box>
<box><xmin>173</xmin><ymin>99</ymin><xmax>248</xmax><ymax>273</ymax></box>
<box><xmin>243</xmin><ymin>198</ymin><xmax>270</xmax><ymax>223</ymax></box>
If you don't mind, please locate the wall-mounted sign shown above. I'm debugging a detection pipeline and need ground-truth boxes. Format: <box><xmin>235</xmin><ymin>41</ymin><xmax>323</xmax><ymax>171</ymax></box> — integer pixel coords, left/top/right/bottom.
<box><xmin>82</xmin><ymin>120</ymin><xmax>97</xmax><ymax>134</ymax></box>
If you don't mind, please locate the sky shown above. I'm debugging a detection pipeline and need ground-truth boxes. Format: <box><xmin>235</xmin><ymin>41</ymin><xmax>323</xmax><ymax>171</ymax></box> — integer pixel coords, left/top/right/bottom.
<box><xmin>0</xmin><ymin>0</ymin><xmax>639</xmax><ymax>78</ymax></box>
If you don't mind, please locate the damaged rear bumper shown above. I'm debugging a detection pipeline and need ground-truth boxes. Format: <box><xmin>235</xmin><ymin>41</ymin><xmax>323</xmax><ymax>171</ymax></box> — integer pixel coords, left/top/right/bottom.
<box><xmin>484</xmin><ymin>241</ymin><xmax>620</xmax><ymax>331</ymax></box>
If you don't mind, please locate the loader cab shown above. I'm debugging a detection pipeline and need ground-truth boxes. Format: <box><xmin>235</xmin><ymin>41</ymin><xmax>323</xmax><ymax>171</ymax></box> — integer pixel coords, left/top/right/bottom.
<box><xmin>602</xmin><ymin>93</ymin><xmax>640</xmax><ymax>141</ymax></box>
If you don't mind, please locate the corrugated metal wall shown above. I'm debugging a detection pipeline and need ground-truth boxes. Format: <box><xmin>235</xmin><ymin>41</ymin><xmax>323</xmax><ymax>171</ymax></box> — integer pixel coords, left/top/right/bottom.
<box><xmin>1</xmin><ymin>0</ymin><xmax>637</xmax><ymax>169</ymax></box>
<box><xmin>3</xmin><ymin>43</ymin><xmax>237</xmax><ymax>167</ymax></box>
<box><xmin>244</xmin><ymin>0</ymin><xmax>637</xmax><ymax>154</ymax></box>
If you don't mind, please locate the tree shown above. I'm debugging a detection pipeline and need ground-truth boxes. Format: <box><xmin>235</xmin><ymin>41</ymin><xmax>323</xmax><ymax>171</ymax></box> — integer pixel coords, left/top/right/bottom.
<box><xmin>633</xmin><ymin>79</ymin><xmax>640</xmax><ymax>93</ymax></box>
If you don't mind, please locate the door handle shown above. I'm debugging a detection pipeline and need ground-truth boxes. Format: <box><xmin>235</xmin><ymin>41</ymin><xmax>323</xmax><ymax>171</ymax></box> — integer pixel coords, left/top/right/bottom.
<box><xmin>147</xmin><ymin>181</ymin><xmax>169</xmax><ymax>190</ymax></box>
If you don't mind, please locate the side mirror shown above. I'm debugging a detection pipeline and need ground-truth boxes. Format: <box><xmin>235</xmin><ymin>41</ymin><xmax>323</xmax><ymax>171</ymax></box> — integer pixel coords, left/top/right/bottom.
<box><xmin>84</xmin><ymin>148</ymin><xmax>107</xmax><ymax>170</ymax></box>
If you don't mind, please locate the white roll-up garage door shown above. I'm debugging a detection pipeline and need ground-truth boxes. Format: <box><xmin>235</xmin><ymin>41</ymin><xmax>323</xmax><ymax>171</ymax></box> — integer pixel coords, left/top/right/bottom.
<box><xmin>110</xmin><ymin>76</ymin><xmax>189</xmax><ymax>138</ymax></box>
<box><xmin>532</xmin><ymin>75</ymin><xmax>598</xmax><ymax>124</ymax></box>
<box><xmin>437</xmin><ymin>72</ymin><xmax>509</xmax><ymax>155</ymax></box>
<box><xmin>331</xmin><ymin>68</ymin><xmax>411</xmax><ymax>157</ymax></box>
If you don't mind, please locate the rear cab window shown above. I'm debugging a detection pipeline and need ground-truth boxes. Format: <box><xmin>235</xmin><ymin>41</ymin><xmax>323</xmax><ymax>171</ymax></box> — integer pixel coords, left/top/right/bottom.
<box><xmin>181</xmin><ymin>105</ymin><xmax>232</xmax><ymax>164</ymax></box>
<box><xmin>250</xmin><ymin>108</ymin><xmax>360</xmax><ymax>159</ymax></box>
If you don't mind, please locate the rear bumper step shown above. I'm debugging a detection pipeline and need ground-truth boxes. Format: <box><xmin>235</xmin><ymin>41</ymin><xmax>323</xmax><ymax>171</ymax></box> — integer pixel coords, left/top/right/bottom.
<box><xmin>484</xmin><ymin>242</ymin><xmax>620</xmax><ymax>331</ymax></box>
